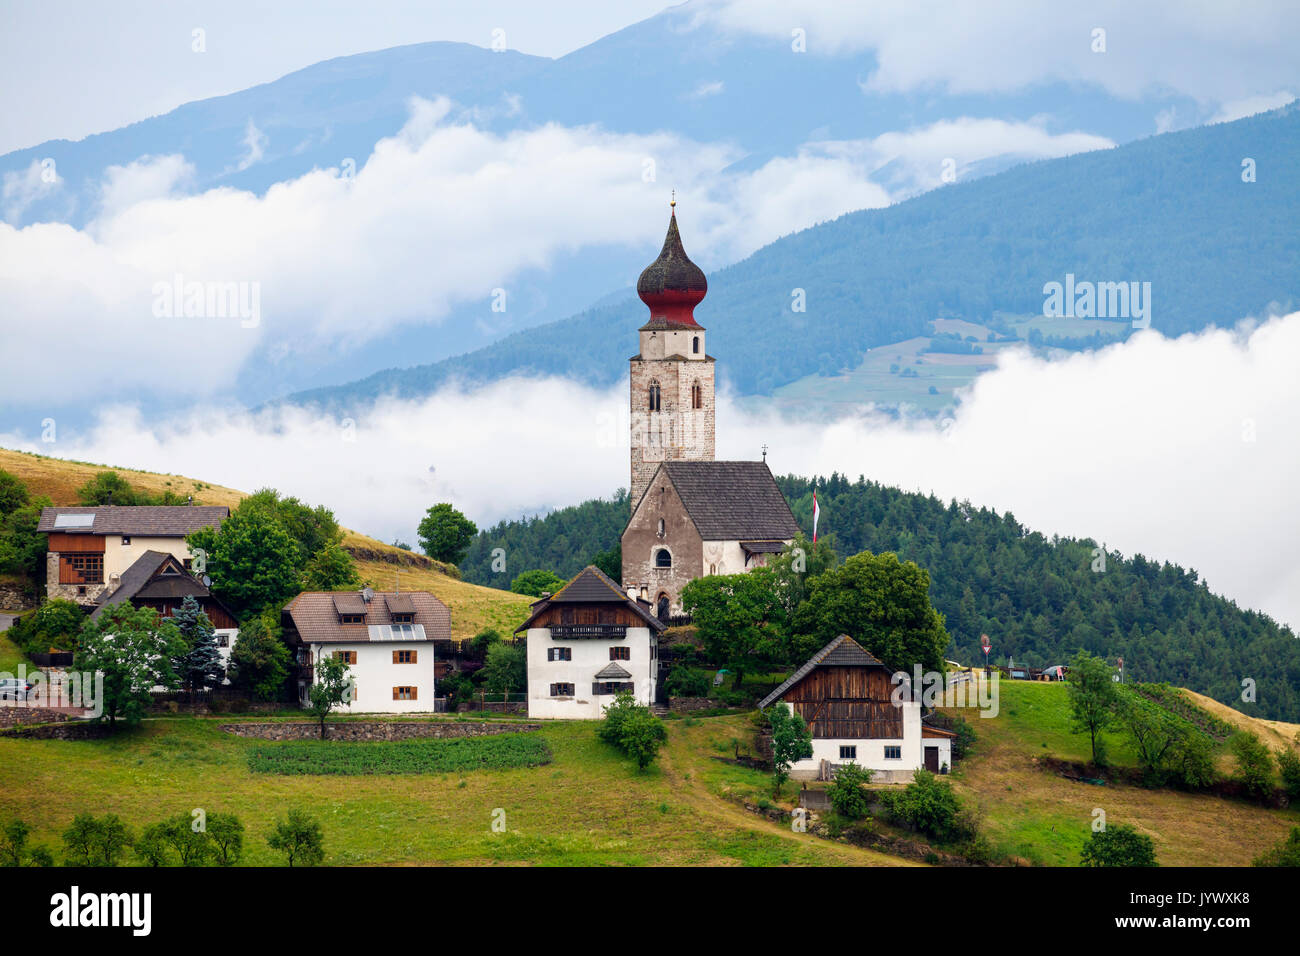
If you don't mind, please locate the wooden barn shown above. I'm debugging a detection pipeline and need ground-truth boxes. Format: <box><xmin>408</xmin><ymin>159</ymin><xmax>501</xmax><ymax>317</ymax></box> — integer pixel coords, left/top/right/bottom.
<box><xmin>759</xmin><ymin>634</ymin><xmax>955</xmax><ymax>782</ymax></box>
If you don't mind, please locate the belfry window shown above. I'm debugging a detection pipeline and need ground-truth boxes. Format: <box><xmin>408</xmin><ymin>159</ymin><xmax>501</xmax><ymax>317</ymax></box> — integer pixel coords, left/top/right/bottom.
<box><xmin>692</xmin><ymin>336</ymin><xmax>700</xmax><ymax>354</ymax></box>
<box><xmin>648</xmin><ymin>381</ymin><xmax>661</xmax><ymax>412</ymax></box>
<box><xmin>654</xmin><ymin>548</ymin><xmax>672</xmax><ymax>569</ymax></box>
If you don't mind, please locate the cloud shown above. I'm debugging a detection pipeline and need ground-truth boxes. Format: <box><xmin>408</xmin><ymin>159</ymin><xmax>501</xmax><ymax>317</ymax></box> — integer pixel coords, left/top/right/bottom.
<box><xmin>9</xmin><ymin>98</ymin><xmax>1070</xmax><ymax>406</ymax></box>
<box><xmin>685</xmin><ymin>80</ymin><xmax>725</xmax><ymax>99</ymax></box>
<box><xmin>96</xmin><ymin>154</ymin><xmax>195</xmax><ymax>220</ymax></box>
<box><xmin>818</xmin><ymin>117</ymin><xmax>1114</xmax><ymax>194</ymax></box>
<box><xmin>2</xmin><ymin>159</ymin><xmax>62</xmax><ymax>224</ymax></box>
<box><xmin>700</xmin><ymin>0</ymin><xmax>1300</xmax><ymax>105</ymax></box>
<box><xmin>1211</xmin><ymin>90</ymin><xmax>1296</xmax><ymax>123</ymax></box>
<box><xmin>6</xmin><ymin>311</ymin><xmax>1298</xmax><ymax>631</ymax></box>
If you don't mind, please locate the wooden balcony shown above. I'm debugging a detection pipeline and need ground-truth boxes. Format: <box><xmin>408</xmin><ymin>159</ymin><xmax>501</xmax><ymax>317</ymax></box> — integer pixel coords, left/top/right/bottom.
<box><xmin>549</xmin><ymin>624</ymin><xmax>627</xmax><ymax>640</ymax></box>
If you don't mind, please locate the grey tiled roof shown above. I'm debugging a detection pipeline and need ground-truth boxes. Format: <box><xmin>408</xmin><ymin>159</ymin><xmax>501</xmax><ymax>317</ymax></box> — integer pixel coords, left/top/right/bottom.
<box><xmin>660</xmin><ymin>461</ymin><xmax>799</xmax><ymax>541</ymax></box>
<box><xmin>594</xmin><ymin>662</ymin><xmax>633</xmax><ymax>679</ymax></box>
<box><xmin>758</xmin><ymin>635</ymin><xmax>890</xmax><ymax>709</ymax></box>
<box><xmin>38</xmin><ymin>506</ymin><xmax>229</xmax><ymax>536</ymax></box>
<box><xmin>90</xmin><ymin>551</ymin><xmax>223</xmax><ymax>620</ymax></box>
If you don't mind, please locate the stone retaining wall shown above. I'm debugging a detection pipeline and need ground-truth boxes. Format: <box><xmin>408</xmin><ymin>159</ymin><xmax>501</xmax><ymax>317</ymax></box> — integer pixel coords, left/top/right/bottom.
<box><xmin>668</xmin><ymin>696</ymin><xmax>722</xmax><ymax>712</ymax></box>
<box><xmin>0</xmin><ymin>706</ymin><xmax>72</xmax><ymax>729</ymax></box>
<box><xmin>221</xmin><ymin>720</ymin><xmax>540</xmax><ymax>741</ymax></box>
<box><xmin>3</xmin><ymin>720</ymin><xmax>110</xmax><ymax>740</ymax></box>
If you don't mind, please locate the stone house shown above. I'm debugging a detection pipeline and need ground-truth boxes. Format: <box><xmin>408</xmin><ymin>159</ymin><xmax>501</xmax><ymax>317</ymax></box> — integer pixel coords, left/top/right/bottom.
<box><xmin>38</xmin><ymin>505</ymin><xmax>229</xmax><ymax>605</ymax></box>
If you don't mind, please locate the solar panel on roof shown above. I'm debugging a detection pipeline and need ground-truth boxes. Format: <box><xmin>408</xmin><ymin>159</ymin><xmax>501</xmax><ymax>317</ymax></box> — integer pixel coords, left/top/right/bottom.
<box><xmin>53</xmin><ymin>514</ymin><xmax>95</xmax><ymax>528</ymax></box>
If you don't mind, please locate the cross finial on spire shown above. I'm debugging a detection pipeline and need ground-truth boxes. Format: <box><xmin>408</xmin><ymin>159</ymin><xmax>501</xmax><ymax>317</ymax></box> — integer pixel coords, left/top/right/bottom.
<box><xmin>670</xmin><ymin>189</ymin><xmax>676</xmax><ymax>210</ymax></box>
<box><xmin>761</xmin><ymin>443</ymin><xmax>768</xmax><ymax>462</ymax></box>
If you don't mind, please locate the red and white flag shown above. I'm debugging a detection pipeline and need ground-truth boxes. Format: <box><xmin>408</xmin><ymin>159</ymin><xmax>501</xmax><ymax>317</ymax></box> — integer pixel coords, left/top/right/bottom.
<box><xmin>812</xmin><ymin>491</ymin><xmax>820</xmax><ymax>544</ymax></box>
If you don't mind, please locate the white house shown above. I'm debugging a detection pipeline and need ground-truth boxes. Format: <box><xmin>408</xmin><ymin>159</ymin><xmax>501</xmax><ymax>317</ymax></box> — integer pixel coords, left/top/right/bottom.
<box><xmin>282</xmin><ymin>588</ymin><xmax>451</xmax><ymax>713</ymax></box>
<box><xmin>518</xmin><ymin>565</ymin><xmax>665</xmax><ymax>719</ymax></box>
<box><xmin>759</xmin><ymin>635</ymin><xmax>956</xmax><ymax>783</ymax></box>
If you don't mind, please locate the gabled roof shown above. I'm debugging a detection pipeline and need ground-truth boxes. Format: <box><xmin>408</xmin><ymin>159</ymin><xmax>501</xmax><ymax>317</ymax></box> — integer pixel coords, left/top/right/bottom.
<box><xmin>635</xmin><ymin>461</ymin><xmax>799</xmax><ymax>542</ymax></box>
<box><xmin>514</xmin><ymin>565</ymin><xmax>665</xmax><ymax>633</ymax></box>
<box><xmin>384</xmin><ymin>593</ymin><xmax>416</xmax><ymax>614</ymax></box>
<box><xmin>90</xmin><ymin>550</ymin><xmax>233</xmax><ymax>622</ymax></box>
<box><xmin>284</xmin><ymin>590</ymin><xmax>451</xmax><ymax>644</ymax></box>
<box><xmin>594</xmin><ymin>662</ymin><xmax>633</xmax><ymax>680</ymax></box>
<box><xmin>39</xmin><ymin>505</ymin><xmax>229</xmax><ymax>536</ymax></box>
<box><xmin>758</xmin><ymin>635</ymin><xmax>891</xmax><ymax>709</ymax></box>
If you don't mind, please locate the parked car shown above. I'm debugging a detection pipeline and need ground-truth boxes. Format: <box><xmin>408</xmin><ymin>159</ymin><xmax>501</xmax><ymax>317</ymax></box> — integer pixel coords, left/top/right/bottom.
<box><xmin>0</xmin><ymin>678</ymin><xmax>34</xmax><ymax>701</ymax></box>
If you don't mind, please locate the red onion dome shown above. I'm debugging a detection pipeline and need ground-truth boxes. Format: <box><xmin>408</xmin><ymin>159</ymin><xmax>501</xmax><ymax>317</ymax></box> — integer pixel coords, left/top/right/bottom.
<box><xmin>637</xmin><ymin>204</ymin><xmax>706</xmax><ymax>328</ymax></box>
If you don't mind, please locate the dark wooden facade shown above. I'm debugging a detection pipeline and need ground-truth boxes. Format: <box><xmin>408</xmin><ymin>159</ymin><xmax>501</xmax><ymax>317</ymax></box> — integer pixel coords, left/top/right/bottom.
<box><xmin>140</xmin><ymin>598</ymin><xmax>237</xmax><ymax>630</ymax></box>
<box><xmin>527</xmin><ymin>602</ymin><xmax>645</xmax><ymax>631</ymax></box>
<box><xmin>782</xmin><ymin>665</ymin><xmax>902</xmax><ymax>740</ymax></box>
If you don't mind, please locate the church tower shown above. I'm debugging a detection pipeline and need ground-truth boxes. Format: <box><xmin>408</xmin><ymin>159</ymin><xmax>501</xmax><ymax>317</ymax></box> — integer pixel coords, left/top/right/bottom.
<box><xmin>629</xmin><ymin>201</ymin><xmax>715</xmax><ymax>508</ymax></box>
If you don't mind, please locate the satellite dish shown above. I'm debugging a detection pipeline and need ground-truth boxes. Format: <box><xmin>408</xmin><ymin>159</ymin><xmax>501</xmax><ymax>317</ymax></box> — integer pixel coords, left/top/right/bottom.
<box><xmin>202</xmin><ymin>575</ymin><xmax>212</xmax><ymax>588</ymax></box>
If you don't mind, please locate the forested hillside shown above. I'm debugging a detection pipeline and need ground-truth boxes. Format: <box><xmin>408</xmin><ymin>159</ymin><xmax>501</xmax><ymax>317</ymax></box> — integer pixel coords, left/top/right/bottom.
<box><xmin>288</xmin><ymin>105</ymin><xmax>1300</xmax><ymax>411</ymax></box>
<box><xmin>461</xmin><ymin>476</ymin><xmax>1300</xmax><ymax>722</ymax></box>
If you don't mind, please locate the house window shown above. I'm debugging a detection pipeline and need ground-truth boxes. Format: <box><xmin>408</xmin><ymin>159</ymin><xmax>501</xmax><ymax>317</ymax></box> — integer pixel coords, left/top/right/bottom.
<box><xmin>340</xmin><ymin>614</ymin><xmax>365</xmax><ymax>624</ymax></box>
<box><xmin>393</xmin><ymin>686</ymin><xmax>418</xmax><ymax>701</ymax></box>
<box><xmin>333</xmin><ymin>650</ymin><xmax>357</xmax><ymax>665</ymax></box>
<box><xmin>692</xmin><ymin>336</ymin><xmax>700</xmax><ymax>354</ymax></box>
<box><xmin>648</xmin><ymin>381</ymin><xmax>661</xmax><ymax>412</ymax></box>
<box><xmin>60</xmin><ymin>554</ymin><xmax>104</xmax><ymax>585</ymax></box>
<box><xmin>215</xmin><ymin>635</ymin><xmax>230</xmax><ymax>648</ymax></box>
<box><xmin>121</xmin><ymin>536</ymin><xmax>132</xmax><ymax>546</ymax></box>
<box><xmin>839</xmin><ymin>745</ymin><xmax>857</xmax><ymax>760</ymax></box>
<box><xmin>592</xmin><ymin>681</ymin><xmax>634</xmax><ymax>696</ymax></box>
<box><xmin>391</xmin><ymin>612</ymin><xmax>414</xmax><ymax>624</ymax></box>
<box><xmin>550</xmin><ymin>683</ymin><xmax>574</xmax><ymax>697</ymax></box>
<box><xmin>609</xmin><ymin>646</ymin><xmax>630</xmax><ymax>661</ymax></box>
<box><xmin>547</xmin><ymin>647</ymin><xmax>572</xmax><ymax>662</ymax></box>
<box><xmin>393</xmin><ymin>649</ymin><xmax>417</xmax><ymax>664</ymax></box>
<box><xmin>884</xmin><ymin>746</ymin><xmax>902</xmax><ymax>760</ymax></box>
<box><xmin>654</xmin><ymin>548</ymin><xmax>671</xmax><ymax>569</ymax></box>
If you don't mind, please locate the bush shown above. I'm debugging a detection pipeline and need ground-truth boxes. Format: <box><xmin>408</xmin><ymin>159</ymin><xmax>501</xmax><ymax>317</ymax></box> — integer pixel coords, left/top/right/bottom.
<box><xmin>267</xmin><ymin>809</ymin><xmax>325</xmax><ymax>867</ymax></box>
<box><xmin>1253</xmin><ymin>826</ymin><xmax>1300</xmax><ymax>867</ymax></box>
<box><xmin>1231</xmin><ymin>732</ymin><xmax>1275</xmax><ymax>799</ymax></box>
<box><xmin>949</xmin><ymin>715</ymin><xmax>977</xmax><ymax>761</ymax></box>
<box><xmin>827</xmin><ymin>763</ymin><xmax>874</xmax><ymax>820</ymax></box>
<box><xmin>598</xmin><ymin>692</ymin><xmax>667</xmax><ymax>770</ymax></box>
<box><xmin>663</xmin><ymin>664</ymin><xmax>712</xmax><ymax>699</ymax></box>
<box><xmin>0</xmin><ymin>819</ymin><xmax>52</xmax><ymax>867</ymax></box>
<box><xmin>62</xmin><ymin>813</ymin><xmax>133</xmax><ymax>867</ymax></box>
<box><xmin>1080</xmin><ymin>824</ymin><xmax>1158</xmax><ymax>867</ymax></box>
<box><xmin>881</xmin><ymin>770</ymin><xmax>972</xmax><ymax>843</ymax></box>
<box><xmin>1277</xmin><ymin>741</ymin><xmax>1300</xmax><ymax>800</ymax></box>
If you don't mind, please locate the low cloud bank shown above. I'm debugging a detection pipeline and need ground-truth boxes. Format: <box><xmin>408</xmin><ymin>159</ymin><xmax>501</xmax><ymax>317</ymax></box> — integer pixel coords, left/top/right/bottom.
<box><xmin>5</xmin><ymin>313</ymin><xmax>1296</xmax><ymax>629</ymax></box>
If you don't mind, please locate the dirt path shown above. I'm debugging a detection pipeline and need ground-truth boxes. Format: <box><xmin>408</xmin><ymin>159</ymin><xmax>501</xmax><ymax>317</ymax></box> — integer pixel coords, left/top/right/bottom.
<box><xmin>659</xmin><ymin>722</ymin><xmax>917</xmax><ymax>866</ymax></box>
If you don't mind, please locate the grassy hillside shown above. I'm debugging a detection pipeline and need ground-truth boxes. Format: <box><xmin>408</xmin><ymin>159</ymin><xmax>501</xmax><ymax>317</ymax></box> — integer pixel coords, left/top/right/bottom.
<box><xmin>941</xmin><ymin>681</ymin><xmax>1300</xmax><ymax>866</ymax></box>
<box><xmin>0</xmin><ymin>717</ymin><xmax>900</xmax><ymax>867</ymax></box>
<box><xmin>1</xmin><ymin>681</ymin><xmax>1293</xmax><ymax>866</ymax></box>
<box><xmin>0</xmin><ymin>447</ymin><xmax>529</xmax><ymax>638</ymax></box>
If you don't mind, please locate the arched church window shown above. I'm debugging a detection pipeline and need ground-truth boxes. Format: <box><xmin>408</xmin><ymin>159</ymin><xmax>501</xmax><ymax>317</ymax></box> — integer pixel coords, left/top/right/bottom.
<box><xmin>654</xmin><ymin>548</ymin><xmax>672</xmax><ymax>569</ymax></box>
<box><xmin>657</xmin><ymin>518</ymin><xmax>665</xmax><ymax>537</ymax></box>
<box><xmin>656</xmin><ymin>594</ymin><xmax>670</xmax><ymax>622</ymax></box>
<box><xmin>648</xmin><ymin>381</ymin><xmax>661</xmax><ymax>412</ymax></box>
<box><xmin>691</xmin><ymin>383</ymin><xmax>702</xmax><ymax>409</ymax></box>
<box><xmin>692</xmin><ymin>336</ymin><xmax>700</xmax><ymax>354</ymax></box>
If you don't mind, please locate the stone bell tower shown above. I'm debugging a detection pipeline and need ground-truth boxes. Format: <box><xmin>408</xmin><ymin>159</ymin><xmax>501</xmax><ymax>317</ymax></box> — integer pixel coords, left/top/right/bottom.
<box><xmin>629</xmin><ymin>200</ymin><xmax>715</xmax><ymax>509</ymax></box>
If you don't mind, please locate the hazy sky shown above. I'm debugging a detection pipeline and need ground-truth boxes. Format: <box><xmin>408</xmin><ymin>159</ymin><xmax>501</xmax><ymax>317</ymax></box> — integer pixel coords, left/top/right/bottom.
<box><xmin>0</xmin><ymin>0</ymin><xmax>668</xmax><ymax>153</ymax></box>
